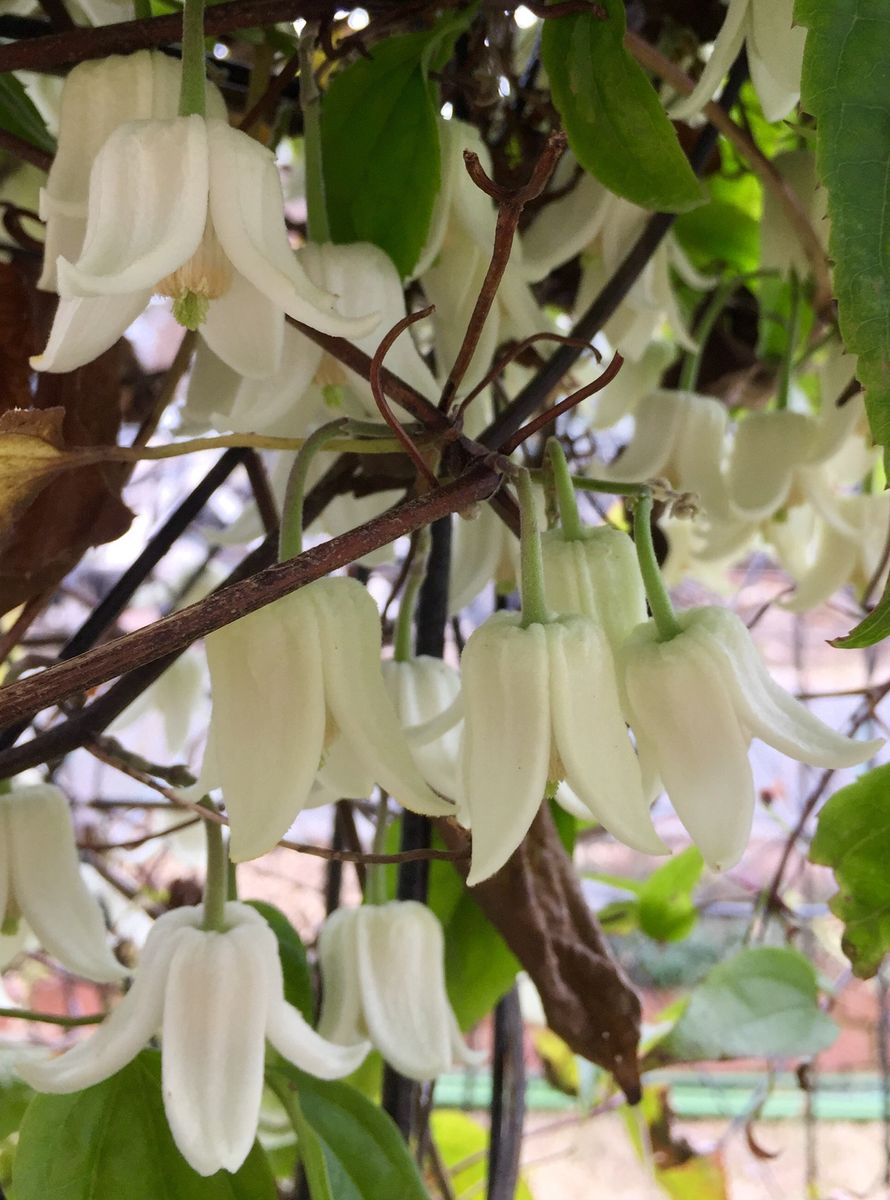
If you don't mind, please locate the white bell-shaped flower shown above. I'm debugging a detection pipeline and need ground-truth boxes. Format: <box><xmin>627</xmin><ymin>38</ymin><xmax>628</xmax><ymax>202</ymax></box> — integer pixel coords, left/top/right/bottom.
<box><xmin>726</xmin><ymin>396</ymin><xmax>866</xmax><ymax>523</ymax></box>
<box><xmin>19</xmin><ymin>903</ymin><xmax>368</xmax><ymax>1177</ymax></box>
<box><xmin>460</xmin><ymin>611</ymin><xmax>666</xmax><ymax>884</ymax></box>
<box><xmin>760</xmin><ymin>150</ymin><xmax>829</xmax><ymax>280</ymax></box>
<box><xmin>618</xmin><ymin>606</ymin><xmax>882</xmax><ymax>870</ymax></box>
<box><xmin>35</xmin><ymin>117</ymin><xmax>377</xmax><ymax>379</ymax></box>
<box><xmin>671</xmin><ymin>0</ymin><xmax>804</xmax><ymax>124</ymax></box>
<box><xmin>596</xmin><ymin>389</ymin><xmax>731</xmax><ymax>519</ymax></box>
<box><xmin>306</xmin><ymin>655</ymin><xmax>463</xmax><ymax>804</ymax></box>
<box><xmin>317</xmin><ymin>901</ymin><xmax>480</xmax><ymax>1081</ymax></box>
<box><xmin>200</xmin><ymin>577</ymin><xmax>452</xmax><ymax>862</ymax></box>
<box><xmin>521</xmin><ymin>161</ymin><xmax>706</xmax><ymax>361</ymax></box>
<box><xmin>38</xmin><ymin>49</ymin><xmax>226</xmax><ymax>293</ymax></box>
<box><xmin>183</xmin><ymin>241</ymin><xmax>438</xmax><ymax>435</ymax></box>
<box><xmin>540</xmin><ymin>524</ymin><xmax>647</xmax><ymax>652</ymax></box>
<box><xmin>448</xmin><ymin>503</ymin><xmax>517</xmax><ymax>615</ymax></box>
<box><xmin>768</xmin><ymin>490</ymin><xmax>890</xmax><ymax>613</ymax></box>
<box><xmin>0</xmin><ymin>783</ymin><xmax>126</xmax><ymax>983</ymax></box>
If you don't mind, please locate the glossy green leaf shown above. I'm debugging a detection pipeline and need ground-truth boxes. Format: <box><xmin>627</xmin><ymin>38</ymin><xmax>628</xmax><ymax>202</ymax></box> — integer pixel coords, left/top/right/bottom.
<box><xmin>541</xmin><ymin>0</ymin><xmax>702</xmax><ymax>212</ymax></box>
<box><xmin>656</xmin><ymin>948</ymin><xmax>837</xmax><ymax>1063</ymax></box>
<box><xmin>675</xmin><ymin>199</ymin><xmax>760</xmax><ymax>275</ymax></box>
<box><xmin>830</xmin><ymin>573</ymin><xmax>890</xmax><ymax>649</ymax></box>
<box><xmin>0</xmin><ymin>76</ymin><xmax>54</xmax><ymax>156</ymax></box>
<box><xmin>797</xmin><ymin>0</ymin><xmax>890</xmax><ymax>465</ymax></box>
<box><xmin>12</xmin><ymin>1051</ymin><xmax>277</xmax><ymax>1200</ymax></box>
<box><xmin>320</xmin><ymin>11</ymin><xmax>470</xmax><ymax>276</ymax></box>
<box><xmin>245</xmin><ymin>900</ymin><xmax>315</xmax><ymax>1022</ymax></box>
<box><xmin>810</xmin><ymin>763</ymin><xmax>890</xmax><ymax>977</ymax></box>
<box><xmin>271</xmin><ymin>1067</ymin><xmax>428</xmax><ymax>1200</ymax></box>
<box><xmin>638</xmin><ymin>848</ymin><xmax>704</xmax><ymax>943</ymax></box>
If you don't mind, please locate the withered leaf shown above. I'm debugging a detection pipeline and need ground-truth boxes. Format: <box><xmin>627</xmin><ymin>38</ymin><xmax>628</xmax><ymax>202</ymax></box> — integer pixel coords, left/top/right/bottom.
<box><xmin>437</xmin><ymin>805</ymin><xmax>643</xmax><ymax>1101</ymax></box>
<box><xmin>0</xmin><ymin>321</ymin><xmax>133</xmax><ymax>613</ymax></box>
<box><xmin>0</xmin><ymin>407</ymin><xmax>67</xmax><ymax>532</ymax></box>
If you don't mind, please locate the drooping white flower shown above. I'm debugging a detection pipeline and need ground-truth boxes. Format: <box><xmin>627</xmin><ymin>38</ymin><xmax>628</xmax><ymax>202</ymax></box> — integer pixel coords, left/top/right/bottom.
<box><xmin>183</xmin><ymin>241</ymin><xmax>439</xmax><ymax>435</ymax></box>
<box><xmin>35</xmin><ymin>117</ymin><xmax>377</xmax><ymax>378</ymax></box>
<box><xmin>595</xmin><ymin>389</ymin><xmax>731</xmax><ymax>519</ymax></box>
<box><xmin>0</xmin><ymin>783</ymin><xmax>126</xmax><ymax>983</ymax></box>
<box><xmin>725</xmin><ymin>396</ymin><xmax>868</xmax><ymax>523</ymax></box>
<box><xmin>318</xmin><ymin>655</ymin><xmax>463</xmax><ymax>802</ymax></box>
<box><xmin>317</xmin><ymin>901</ymin><xmax>480</xmax><ymax>1081</ymax></box>
<box><xmin>760</xmin><ymin>150</ymin><xmax>829</xmax><ymax>280</ymax></box>
<box><xmin>540</xmin><ymin>524</ymin><xmax>647</xmax><ymax>652</ymax></box>
<box><xmin>768</xmin><ymin>489</ymin><xmax>890</xmax><ymax>614</ymax></box>
<box><xmin>200</xmin><ymin>577</ymin><xmax>452</xmax><ymax>862</ymax></box>
<box><xmin>460</xmin><ymin>611</ymin><xmax>666</xmax><ymax>884</ymax></box>
<box><xmin>37</xmin><ymin>50</ymin><xmax>226</xmax><ymax>294</ymax></box>
<box><xmin>448</xmin><ymin>503</ymin><xmax>518</xmax><ymax>615</ymax></box>
<box><xmin>618</xmin><ymin>606</ymin><xmax>883</xmax><ymax>870</ymax></box>
<box><xmin>19</xmin><ymin>903</ymin><xmax>368</xmax><ymax>1176</ymax></box>
<box><xmin>521</xmin><ymin>165</ymin><xmax>710</xmax><ymax>360</ymax></box>
<box><xmin>671</xmin><ymin>0</ymin><xmax>805</xmax><ymax>124</ymax></box>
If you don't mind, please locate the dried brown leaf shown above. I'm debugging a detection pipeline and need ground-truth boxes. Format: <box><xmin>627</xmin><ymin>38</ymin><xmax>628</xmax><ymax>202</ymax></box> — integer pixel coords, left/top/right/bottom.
<box><xmin>0</xmin><ymin>339</ymin><xmax>133</xmax><ymax>614</ymax></box>
<box><xmin>438</xmin><ymin>805</ymin><xmax>643</xmax><ymax>1101</ymax></box>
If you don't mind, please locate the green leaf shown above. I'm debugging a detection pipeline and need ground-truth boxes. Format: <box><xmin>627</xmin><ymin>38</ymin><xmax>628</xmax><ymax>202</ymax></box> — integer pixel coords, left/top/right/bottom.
<box><xmin>320</xmin><ymin>10</ymin><xmax>470</xmax><ymax>276</ymax></box>
<box><xmin>12</xmin><ymin>1051</ymin><xmax>277</xmax><ymax>1200</ymax></box>
<box><xmin>675</xmin><ymin>198</ymin><xmax>760</xmax><ymax>275</ymax></box>
<box><xmin>541</xmin><ymin>0</ymin><xmax>702</xmax><ymax>212</ymax></box>
<box><xmin>810</xmin><ymin>763</ymin><xmax>890</xmax><ymax>977</ymax></box>
<box><xmin>829</xmin><ymin>571</ymin><xmax>890</xmax><ymax>649</ymax></box>
<box><xmin>637</xmin><ymin>848</ymin><xmax>704</xmax><ymax>943</ymax></box>
<box><xmin>245</xmin><ymin>900</ymin><xmax>315</xmax><ymax>1022</ymax></box>
<box><xmin>0</xmin><ymin>76</ymin><xmax>54</xmax><ymax>156</ymax></box>
<box><xmin>430</xmin><ymin>1111</ymin><xmax>534</xmax><ymax>1200</ymax></box>
<box><xmin>270</xmin><ymin>1067</ymin><xmax>428</xmax><ymax>1200</ymax></box>
<box><xmin>656</xmin><ymin>947</ymin><xmax>837</xmax><ymax>1063</ymax></box>
<box><xmin>797</xmin><ymin>0</ymin><xmax>890</xmax><ymax>467</ymax></box>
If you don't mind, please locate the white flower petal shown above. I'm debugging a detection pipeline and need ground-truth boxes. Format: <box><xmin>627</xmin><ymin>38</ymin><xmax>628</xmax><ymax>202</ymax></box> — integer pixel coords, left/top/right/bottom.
<box><xmin>8</xmin><ymin>785</ymin><xmax>126</xmax><ymax>982</ymax></box>
<box><xmin>19</xmin><ymin>909</ymin><xmax>201</xmax><ymax>1093</ymax></box>
<box><xmin>265</xmin><ymin>913</ymin><xmax>370</xmax><ymax>1079</ymax></box>
<box><xmin>384</xmin><ymin>657</ymin><xmax>463</xmax><ymax>799</ymax></box>
<box><xmin>317</xmin><ymin>908</ymin><xmax>368</xmax><ymax>1046</ymax></box>
<box><xmin>620</xmin><ymin>620</ymin><xmax>755</xmax><ymax>870</ymax></box>
<box><xmin>297</xmin><ymin>242</ymin><xmax>438</xmax><ymax>414</ymax></box>
<box><xmin>206</xmin><ymin>121</ymin><xmax>377</xmax><ymax>340</ymax></box>
<box><xmin>162</xmin><ymin>923</ymin><xmax>270</xmax><ymax>1176</ymax></box>
<box><xmin>31</xmin><ymin>291</ymin><xmax>151</xmax><ymax>373</ymax></box>
<box><xmin>58</xmin><ymin>116</ymin><xmax>208</xmax><ymax>298</ymax></box>
<box><xmin>449</xmin><ymin>505</ymin><xmax>511</xmax><ymax>615</ymax></box>
<box><xmin>200</xmin><ymin>271</ymin><xmax>284</xmax><ymax>381</ymax></box>
<box><xmin>205</xmin><ymin>592</ymin><xmax>326</xmax><ymax>862</ymax></box>
<box><xmin>356</xmin><ymin>903</ymin><xmax>457</xmax><ymax>1081</ymax></box>
<box><xmin>548</xmin><ymin>618</ymin><xmax>667</xmax><ymax>855</ymax></box>
<box><xmin>690</xmin><ymin>606</ymin><xmax>884</xmax><ymax>767</ymax></box>
<box><xmin>747</xmin><ymin>0</ymin><xmax>804</xmax><ymax>121</ymax></box>
<box><xmin>310</xmin><ymin>579</ymin><xmax>452</xmax><ymax>818</ymax></box>
<box><xmin>540</xmin><ymin>527</ymin><xmax>646</xmax><ymax>650</ymax></box>
<box><xmin>670</xmin><ymin>0</ymin><xmax>751</xmax><ymax>120</ymax></box>
<box><xmin>727</xmin><ymin>411</ymin><xmax>814</xmax><ymax>520</ymax></box>
<box><xmin>521</xmin><ymin>167</ymin><xmax>610</xmax><ymax>283</ymax></box>
<box><xmin>461</xmin><ymin>614</ymin><xmax>552</xmax><ymax>885</ymax></box>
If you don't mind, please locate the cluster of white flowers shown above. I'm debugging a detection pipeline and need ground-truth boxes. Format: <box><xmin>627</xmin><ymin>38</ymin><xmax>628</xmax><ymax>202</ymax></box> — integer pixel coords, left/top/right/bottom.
<box><xmin>6</xmin><ymin>14</ymin><xmax>874</xmax><ymax>1185</ymax></box>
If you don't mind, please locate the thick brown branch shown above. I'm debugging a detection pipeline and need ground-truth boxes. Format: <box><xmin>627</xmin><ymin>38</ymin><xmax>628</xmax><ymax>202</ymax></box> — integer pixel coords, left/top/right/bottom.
<box><xmin>0</xmin><ymin>465</ymin><xmax>501</xmax><ymax>731</ymax></box>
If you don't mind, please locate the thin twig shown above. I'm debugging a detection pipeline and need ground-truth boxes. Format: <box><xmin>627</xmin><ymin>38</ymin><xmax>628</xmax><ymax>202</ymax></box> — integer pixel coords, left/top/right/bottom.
<box><xmin>625</xmin><ymin>31</ymin><xmax>833</xmax><ymax>311</ymax></box>
<box><xmin>500</xmin><ymin>351</ymin><xmax>623</xmax><ymax>454</ymax></box>
<box><xmin>84</xmin><ymin>736</ymin><xmax>468</xmax><ymax>865</ymax></box>
<box><xmin>369</xmin><ymin>306</ymin><xmax>441</xmax><ymax>490</ymax></box>
<box><xmin>439</xmin><ymin>131</ymin><xmax>566</xmax><ymax>413</ymax></box>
